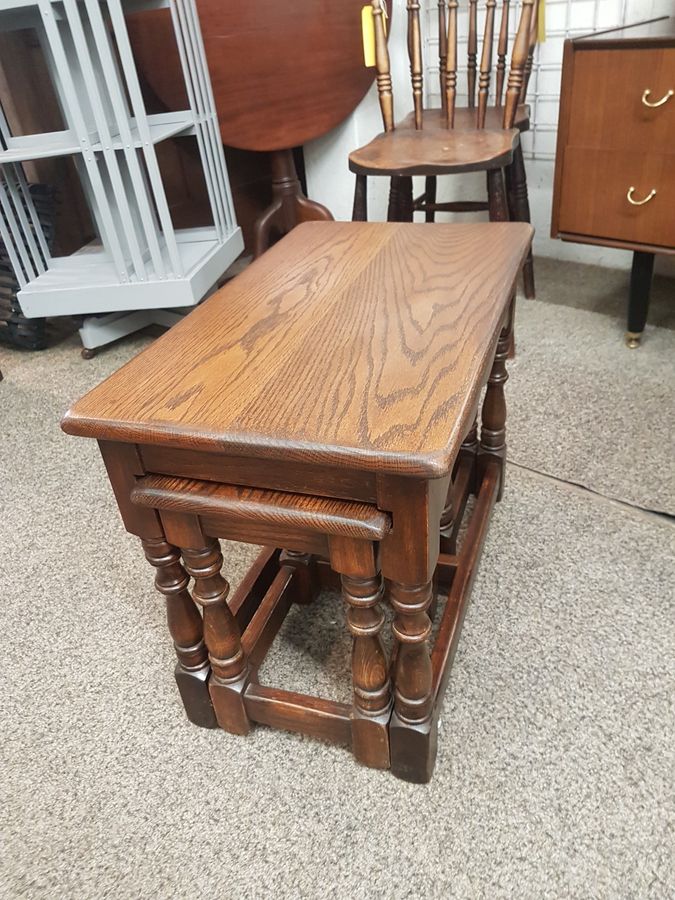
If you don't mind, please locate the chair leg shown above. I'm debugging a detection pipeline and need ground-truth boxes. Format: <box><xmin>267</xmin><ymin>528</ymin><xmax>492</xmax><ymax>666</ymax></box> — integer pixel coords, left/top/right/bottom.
<box><xmin>388</xmin><ymin>176</ymin><xmax>414</xmax><ymax>222</ymax></box>
<box><xmin>487</xmin><ymin>169</ymin><xmax>509</xmax><ymax>222</ymax></box>
<box><xmin>506</xmin><ymin>144</ymin><xmax>535</xmax><ymax>299</ymax></box>
<box><xmin>424</xmin><ymin>176</ymin><xmax>437</xmax><ymax>222</ymax></box>
<box><xmin>489</xmin><ymin>168</ymin><xmax>516</xmax><ymax>357</ymax></box>
<box><xmin>400</xmin><ymin>176</ymin><xmax>414</xmax><ymax>222</ymax></box>
<box><xmin>352</xmin><ymin>174</ymin><xmax>368</xmax><ymax>222</ymax></box>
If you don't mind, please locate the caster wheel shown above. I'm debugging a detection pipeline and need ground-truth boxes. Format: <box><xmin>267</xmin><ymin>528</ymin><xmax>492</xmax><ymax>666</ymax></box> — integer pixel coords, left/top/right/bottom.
<box><xmin>81</xmin><ymin>347</ymin><xmax>97</xmax><ymax>359</ymax></box>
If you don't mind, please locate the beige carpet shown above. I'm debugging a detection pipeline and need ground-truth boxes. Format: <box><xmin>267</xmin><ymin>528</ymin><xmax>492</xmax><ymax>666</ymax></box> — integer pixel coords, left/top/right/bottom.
<box><xmin>509</xmin><ymin>258</ymin><xmax>675</xmax><ymax>515</ymax></box>
<box><xmin>1</xmin><ymin>258</ymin><xmax>674</xmax><ymax>898</ymax></box>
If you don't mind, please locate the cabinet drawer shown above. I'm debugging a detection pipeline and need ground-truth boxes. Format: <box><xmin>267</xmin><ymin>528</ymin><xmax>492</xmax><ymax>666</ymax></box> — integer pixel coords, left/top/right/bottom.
<box><xmin>558</xmin><ymin>148</ymin><xmax>675</xmax><ymax>248</ymax></box>
<box><xmin>568</xmin><ymin>48</ymin><xmax>675</xmax><ymax>153</ymax></box>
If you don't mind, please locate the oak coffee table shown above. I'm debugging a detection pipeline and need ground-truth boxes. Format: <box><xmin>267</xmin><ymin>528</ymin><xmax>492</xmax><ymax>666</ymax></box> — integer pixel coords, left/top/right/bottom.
<box><xmin>62</xmin><ymin>221</ymin><xmax>532</xmax><ymax>783</ymax></box>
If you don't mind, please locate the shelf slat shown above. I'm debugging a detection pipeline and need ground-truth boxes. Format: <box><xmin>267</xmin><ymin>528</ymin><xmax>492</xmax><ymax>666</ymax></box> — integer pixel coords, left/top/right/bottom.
<box><xmin>0</xmin><ymin>114</ymin><xmax>194</xmax><ymax>164</ymax></box>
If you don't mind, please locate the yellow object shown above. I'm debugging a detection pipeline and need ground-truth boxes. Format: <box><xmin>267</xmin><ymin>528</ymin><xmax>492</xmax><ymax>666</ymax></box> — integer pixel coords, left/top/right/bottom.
<box><xmin>538</xmin><ymin>0</ymin><xmax>546</xmax><ymax>43</ymax></box>
<box><xmin>362</xmin><ymin>6</ymin><xmax>376</xmax><ymax>68</ymax></box>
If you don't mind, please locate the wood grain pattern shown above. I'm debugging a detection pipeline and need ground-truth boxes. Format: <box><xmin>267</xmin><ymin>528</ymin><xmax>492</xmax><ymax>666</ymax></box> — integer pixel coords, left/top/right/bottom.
<box><xmin>131</xmin><ymin>474</ymin><xmax>391</xmax><ymax>540</ymax></box>
<box><xmin>349</xmin><ymin>127</ymin><xmax>519</xmax><ymax>176</ymax></box>
<box><xmin>62</xmin><ymin>222</ymin><xmax>532</xmax><ymax>478</ymax></box>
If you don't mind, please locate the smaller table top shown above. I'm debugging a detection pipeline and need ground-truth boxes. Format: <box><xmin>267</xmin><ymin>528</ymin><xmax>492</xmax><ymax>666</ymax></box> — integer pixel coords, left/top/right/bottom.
<box><xmin>63</xmin><ymin>222</ymin><xmax>532</xmax><ymax>478</ymax></box>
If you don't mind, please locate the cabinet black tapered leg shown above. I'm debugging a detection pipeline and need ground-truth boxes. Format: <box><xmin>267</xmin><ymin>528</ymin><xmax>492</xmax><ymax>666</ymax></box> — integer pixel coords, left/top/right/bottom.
<box><xmin>626</xmin><ymin>251</ymin><xmax>655</xmax><ymax>348</ymax></box>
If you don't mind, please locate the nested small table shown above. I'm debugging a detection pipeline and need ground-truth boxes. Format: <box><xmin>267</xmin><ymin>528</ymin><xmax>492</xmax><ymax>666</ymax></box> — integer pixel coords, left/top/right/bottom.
<box><xmin>62</xmin><ymin>221</ymin><xmax>532</xmax><ymax>783</ymax></box>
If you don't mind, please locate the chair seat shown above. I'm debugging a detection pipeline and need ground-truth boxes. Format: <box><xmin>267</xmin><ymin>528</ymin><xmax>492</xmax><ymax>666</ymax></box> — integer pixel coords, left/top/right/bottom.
<box><xmin>349</xmin><ymin>104</ymin><xmax>529</xmax><ymax>177</ymax></box>
<box><xmin>349</xmin><ymin>121</ymin><xmax>520</xmax><ymax>178</ymax></box>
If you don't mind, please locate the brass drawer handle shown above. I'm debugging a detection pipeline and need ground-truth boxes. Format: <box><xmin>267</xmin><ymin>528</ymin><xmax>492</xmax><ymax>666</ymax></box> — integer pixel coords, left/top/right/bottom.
<box><xmin>627</xmin><ymin>186</ymin><xmax>656</xmax><ymax>206</ymax></box>
<box><xmin>641</xmin><ymin>88</ymin><xmax>674</xmax><ymax>108</ymax></box>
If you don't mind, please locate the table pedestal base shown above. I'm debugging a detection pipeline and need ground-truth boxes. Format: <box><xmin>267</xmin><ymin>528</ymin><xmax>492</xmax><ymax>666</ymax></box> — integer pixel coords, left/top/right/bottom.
<box><xmin>253</xmin><ymin>150</ymin><xmax>333</xmax><ymax>258</ymax></box>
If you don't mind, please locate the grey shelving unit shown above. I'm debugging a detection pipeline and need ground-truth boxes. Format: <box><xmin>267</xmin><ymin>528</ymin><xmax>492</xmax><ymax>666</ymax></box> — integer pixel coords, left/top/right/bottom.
<box><xmin>0</xmin><ymin>0</ymin><xmax>243</xmax><ymax>352</ymax></box>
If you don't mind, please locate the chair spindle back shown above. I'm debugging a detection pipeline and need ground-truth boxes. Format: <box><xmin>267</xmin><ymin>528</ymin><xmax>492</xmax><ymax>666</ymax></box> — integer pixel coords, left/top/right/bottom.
<box><xmin>476</xmin><ymin>1</ymin><xmax>497</xmax><ymax>127</ymax></box>
<box><xmin>371</xmin><ymin>0</ymin><xmax>538</xmax><ymax>132</ymax></box>
<box><xmin>372</xmin><ymin>0</ymin><xmax>394</xmax><ymax>131</ymax></box>
<box><xmin>438</xmin><ymin>1</ymin><xmax>448</xmax><ymax>113</ymax></box>
<box><xmin>445</xmin><ymin>2</ymin><xmax>459</xmax><ymax>126</ymax></box>
<box><xmin>407</xmin><ymin>1</ymin><xmax>424</xmax><ymax>129</ymax></box>
<box><xmin>495</xmin><ymin>1</ymin><xmax>510</xmax><ymax>106</ymax></box>
<box><xmin>502</xmin><ymin>0</ymin><xmax>535</xmax><ymax>128</ymax></box>
<box><xmin>467</xmin><ymin>0</ymin><xmax>478</xmax><ymax>108</ymax></box>
<box><xmin>520</xmin><ymin>0</ymin><xmax>539</xmax><ymax>102</ymax></box>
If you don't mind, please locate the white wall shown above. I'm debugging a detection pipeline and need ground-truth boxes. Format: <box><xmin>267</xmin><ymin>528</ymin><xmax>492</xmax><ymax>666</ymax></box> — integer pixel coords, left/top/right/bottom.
<box><xmin>305</xmin><ymin>0</ymin><xmax>674</xmax><ymax>271</ymax></box>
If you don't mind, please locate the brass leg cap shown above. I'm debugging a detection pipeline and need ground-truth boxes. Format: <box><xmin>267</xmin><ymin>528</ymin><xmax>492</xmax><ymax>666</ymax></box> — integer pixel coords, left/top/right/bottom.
<box><xmin>625</xmin><ymin>331</ymin><xmax>642</xmax><ymax>349</ymax></box>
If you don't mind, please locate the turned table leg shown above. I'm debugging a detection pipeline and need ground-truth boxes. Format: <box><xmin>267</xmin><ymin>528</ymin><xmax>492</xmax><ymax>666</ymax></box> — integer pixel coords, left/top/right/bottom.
<box><xmin>330</xmin><ymin>537</ymin><xmax>391</xmax><ymax>768</ymax></box>
<box><xmin>479</xmin><ymin>301</ymin><xmax>512</xmax><ymax>499</ymax></box>
<box><xmin>142</xmin><ymin>538</ymin><xmax>217</xmax><ymax>728</ymax></box>
<box><xmin>389</xmin><ymin>580</ymin><xmax>436</xmax><ymax>783</ymax></box>
<box><xmin>180</xmin><ymin>537</ymin><xmax>251</xmax><ymax>734</ymax></box>
<box><xmin>342</xmin><ymin>572</ymin><xmax>391</xmax><ymax>768</ymax></box>
<box><xmin>279</xmin><ymin>549</ymin><xmax>320</xmax><ymax>605</ymax></box>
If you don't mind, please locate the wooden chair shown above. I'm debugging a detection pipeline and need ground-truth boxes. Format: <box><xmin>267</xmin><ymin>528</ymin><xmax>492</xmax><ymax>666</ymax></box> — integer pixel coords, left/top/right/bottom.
<box><xmin>350</xmin><ymin>0</ymin><xmax>538</xmax><ymax>298</ymax></box>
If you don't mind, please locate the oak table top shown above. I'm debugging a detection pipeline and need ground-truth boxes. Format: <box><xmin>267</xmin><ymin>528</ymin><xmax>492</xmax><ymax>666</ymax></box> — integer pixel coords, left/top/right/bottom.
<box><xmin>62</xmin><ymin>222</ymin><xmax>532</xmax><ymax>478</ymax></box>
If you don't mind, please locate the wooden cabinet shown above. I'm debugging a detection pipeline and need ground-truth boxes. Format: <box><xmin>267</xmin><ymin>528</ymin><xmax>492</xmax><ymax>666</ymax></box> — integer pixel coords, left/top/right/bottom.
<box><xmin>551</xmin><ymin>18</ymin><xmax>675</xmax><ymax>347</ymax></box>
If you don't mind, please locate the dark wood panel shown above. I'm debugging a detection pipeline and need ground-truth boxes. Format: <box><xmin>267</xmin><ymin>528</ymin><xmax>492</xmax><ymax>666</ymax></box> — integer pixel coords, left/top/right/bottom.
<box><xmin>244</xmin><ymin>684</ymin><xmax>353</xmax><ymax>746</ymax></box>
<box><xmin>558</xmin><ymin>147</ymin><xmax>675</xmax><ymax>248</ymax></box>
<box><xmin>567</xmin><ymin>48</ymin><xmax>675</xmax><ymax>152</ymax></box>
<box><xmin>199</xmin><ymin>514</ymin><xmax>329</xmax><ymax>557</ymax></box>
<box><xmin>138</xmin><ymin>445</ymin><xmax>378</xmax><ymax>503</ymax></box>
<box><xmin>127</xmin><ymin>0</ymin><xmax>385</xmax><ymax>151</ymax></box>
<box><xmin>131</xmin><ymin>474</ymin><xmax>391</xmax><ymax>539</ymax></box>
